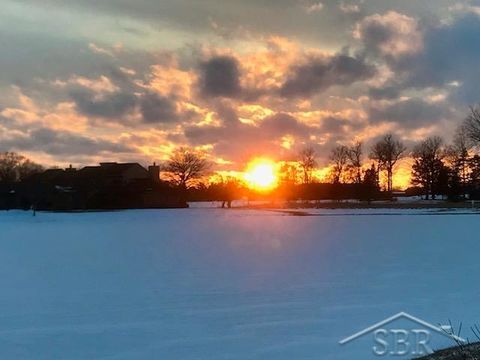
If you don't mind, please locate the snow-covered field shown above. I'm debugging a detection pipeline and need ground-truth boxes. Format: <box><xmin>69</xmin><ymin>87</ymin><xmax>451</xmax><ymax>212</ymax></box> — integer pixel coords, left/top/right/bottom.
<box><xmin>0</xmin><ymin>208</ymin><xmax>479</xmax><ymax>359</ymax></box>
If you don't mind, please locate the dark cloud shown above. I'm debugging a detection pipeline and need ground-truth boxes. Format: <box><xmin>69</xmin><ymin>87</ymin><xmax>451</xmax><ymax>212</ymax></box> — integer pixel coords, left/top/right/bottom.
<box><xmin>368</xmin><ymin>98</ymin><xmax>451</xmax><ymax>128</ymax></box>
<box><xmin>184</xmin><ymin>104</ymin><xmax>243</xmax><ymax>145</ymax></box>
<box><xmin>368</xmin><ymin>84</ymin><xmax>401</xmax><ymax>100</ymax></box>
<box><xmin>196</xmin><ymin>55</ymin><xmax>265</xmax><ymax>101</ymax></box>
<box><xmin>10</xmin><ymin>0</ymin><xmax>377</xmax><ymax>50</ymax></box>
<box><xmin>198</xmin><ymin>56</ymin><xmax>241</xmax><ymax>98</ymax></box>
<box><xmin>70</xmin><ymin>87</ymin><xmax>191</xmax><ymax>125</ymax></box>
<box><xmin>107</xmin><ymin>66</ymin><xmax>139</xmax><ymax>89</ymax></box>
<box><xmin>354</xmin><ymin>10</ymin><xmax>422</xmax><ymax>61</ymax></box>
<box><xmin>0</xmin><ymin>29</ymin><xmax>154</xmax><ymax>98</ymax></box>
<box><xmin>279</xmin><ymin>53</ymin><xmax>375</xmax><ymax>98</ymax></box>
<box><xmin>0</xmin><ymin>32</ymin><xmax>110</xmax><ymax>87</ymax></box>
<box><xmin>4</xmin><ymin>0</ymin><xmax>478</xmax><ymax>167</ymax></box>
<box><xmin>320</xmin><ymin>116</ymin><xmax>354</xmax><ymax>133</ymax></box>
<box><xmin>64</xmin><ymin>65</ymin><xmax>190</xmax><ymax>125</ymax></box>
<box><xmin>359</xmin><ymin>20</ymin><xmax>395</xmax><ymax>54</ymax></box>
<box><xmin>185</xmin><ymin>106</ymin><xmax>311</xmax><ymax>145</ymax></box>
<box><xmin>407</xmin><ymin>14</ymin><xmax>480</xmax><ymax>104</ymax></box>
<box><xmin>184</xmin><ymin>106</ymin><xmax>317</xmax><ymax>162</ymax></box>
<box><xmin>1</xmin><ymin>128</ymin><xmax>133</xmax><ymax>156</ymax></box>
<box><xmin>215</xmin><ymin>101</ymin><xmax>240</xmax><ymax>124</ymax></box>
<box><xmin>140</xmin><ymin>93</ymin><xmax>179</xmax><ymax>123</ymax></box>
<box><xmin>260</xmin><ymin>113</ymin><xmax>310</xmax><ymax>137</ymax></box>
<box><xmin>359</xmin><ymin>13</ymin><xmax>480</xmax><ymax>106</ymax></box>
<box><xmin>69</xmin><ymin>88</ymin><xmax>137</xmax><ymax>119</ymax></box>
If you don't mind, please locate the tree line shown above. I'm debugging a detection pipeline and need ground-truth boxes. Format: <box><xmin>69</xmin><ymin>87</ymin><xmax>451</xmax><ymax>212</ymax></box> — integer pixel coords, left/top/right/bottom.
<box><xmin>0</xmin><ymin>152</ymin><xmax>44</xmax><ymax>183</ymax></box>
<box><xmin>4</xmin><ymin>105</ymin><xmax>480</xmax><ymax>202</ymax></box>
<box><xmin>291</xmin><ymin>105</ymin><xmax>480</xmax><ymax>201</ymax></box>
<box><xmin>195</xmin><ymin>105</ymin><xmax>480</xmax><ymax>202</ymax></box>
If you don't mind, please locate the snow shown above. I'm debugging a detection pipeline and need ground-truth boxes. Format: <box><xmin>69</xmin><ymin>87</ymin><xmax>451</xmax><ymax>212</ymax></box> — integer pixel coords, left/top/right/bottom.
<box><xmin>188</xmin><ymin>200</ymin><xmax>269</xmax><ymax>208</ymax></box>
<box><xmin>0</xmin><ymin>208</ymin><xmax>479</xmax><ymax>359</ymax></box>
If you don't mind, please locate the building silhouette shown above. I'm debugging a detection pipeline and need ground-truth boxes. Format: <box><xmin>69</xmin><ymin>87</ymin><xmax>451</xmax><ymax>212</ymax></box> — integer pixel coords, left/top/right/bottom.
<box><xmin>0</xmin><ymin>162</ymin><xmax>186</xmax><ymax>210</ymax></box>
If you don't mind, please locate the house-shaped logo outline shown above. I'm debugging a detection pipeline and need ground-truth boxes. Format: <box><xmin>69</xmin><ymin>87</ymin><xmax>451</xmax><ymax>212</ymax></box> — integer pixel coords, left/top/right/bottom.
<box><xmin>339</xmin><ymin>312</ymin><xmax>466</xmax><ymax>345</ymax></box>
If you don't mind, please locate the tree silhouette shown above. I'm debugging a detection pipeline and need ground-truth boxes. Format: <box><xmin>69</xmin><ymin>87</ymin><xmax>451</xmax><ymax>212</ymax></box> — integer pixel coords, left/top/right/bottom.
<box><xmin>18</xmin><ymin>159</ymin><xmax>44</xmax><ymax>181</ymax></box>
<box><xmin>470</xmin><ymin>155</ymin><xmax>480</xmax><ymax>186</ymax></box>
<box><xmin>0</xmin><ymin>152</ymin><xmax>24</xmax><ymax>182</ymax></box>
<box><xmin>445</xmin><ymin>127</ymin><xmax>470</xmax><ymax>197</ymax></box>
<box><xmin>347</xmin><ymin>141</ymin><xmax>363</xmax><ymax>184</ymax></box>
<box><xmin>219</xmin><ymin>176</ymin><xmax>242</xmax><ymax>208</ymax></box>
<box><xmin>279</xmin><ymin>163</ymin><xmax>299</xmax><ymax>185</ymax></box>
<box><xmin>363</xmin><ymin>163</ymin><xmax>380</xmax><ymax>202</ymax></box>
<box><xmin>0</xmin><ymin>152</ymin><xmax>43</xmax><ymax>183</ymax></box>
<box><xmin>329</xmin><ymin>145</ymin><xmax>349</xmax><ymax>184</ymax></box>
<box><xmin>465</xmin><ymin>105</ymin><xmax>480</xmax><ymax>144</ymax></box>
<box><xmin>164</xmin><ymin>147</ymin><xmax>210</xmax><ymax>190</ymax></box>
<box><xmin>298</xmin><ymin>147</ymin><xmax>317</xmax><ymax>184</ymax></box>
<box><xmin>370</xmin><ymin>134</ymin><xmax>406</xmax><ymax>192</ymax></box>
<box><xmin>411</xmin><ymin>137</ymin><xmax>445</xmax><ymax>200</ymax></box>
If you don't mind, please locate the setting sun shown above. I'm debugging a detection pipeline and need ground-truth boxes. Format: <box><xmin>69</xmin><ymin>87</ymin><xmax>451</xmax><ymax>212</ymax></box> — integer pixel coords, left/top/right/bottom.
<box><xmin>244</xmin><ymin>159</ymin><xmax>278</xmax><ymax>190</ymax></box>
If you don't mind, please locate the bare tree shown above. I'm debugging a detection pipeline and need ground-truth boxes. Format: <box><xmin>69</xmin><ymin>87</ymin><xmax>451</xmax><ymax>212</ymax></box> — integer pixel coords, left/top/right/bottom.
<box><xmin>465</xmin><ymin>105</ymin><xmax>480</xmax><ymax>144</ymax></box>
<box><xmin>164</xmin><ymin>147</ymin><xmax>210</xmax><ymax>190</ymax></box>
<box><xmin>445</xmin><ymin>126</ymin><xmax>470</xmax><ymax>191</ymax></box>
<box><xmin>298</xmin><ymin>147</ymin><xmax>317</xmax><ymax>184</ymax></box>
<box><xmin>347</xmin><ymin>142</ymin><xmax>363</xmax><ymax>184</ymax></box>
<box><xmin>0</xmin><ymin>152</ymin><xmax>44</xmax><ymax>183</ymax></box>
<box><xmin>0</xmin><ymin>152</ymin><xmax>25</xmax><ymax>182</ymax></box>
<box><xmin>279</xmin><ymin>163</ymin><xmax>299</xmax><ymax>185</ymax></box>
<box><xmin>369</xmin><ymin>134</ymin><xmax>406</xmax><ymax>192</ymax></box>
<box><xmin>18</xmin><ymin>159</ymin><xmax>44</xmax><ymax>181</ymax></box>
<box><xmin>219</xmin><ymin>176</ymin><xmax>242</xmax><ymax>209</ymax></box>
<box><xmin>329</xmin><ymin>145</ymin><xmax>349</xmax><ymax>184</ymax></box>
<box><xmin>411</xmin><ymin>136</ymin><xmax>445</xmax><ymax>200</ymax></box>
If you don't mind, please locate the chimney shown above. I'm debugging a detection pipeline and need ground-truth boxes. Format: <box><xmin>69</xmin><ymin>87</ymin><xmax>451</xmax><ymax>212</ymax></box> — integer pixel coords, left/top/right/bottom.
<box><xmin>148</xmin><ymin>162</ymin><xmax>160</xmax><ymax>183</ymax></box>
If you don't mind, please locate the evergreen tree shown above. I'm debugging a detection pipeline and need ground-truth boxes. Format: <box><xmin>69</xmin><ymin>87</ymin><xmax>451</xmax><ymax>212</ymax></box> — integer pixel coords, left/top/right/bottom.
<box><xmin>362</xmin><ymin>163</ymin><xmax>380</xmax><ymax>202</ymax></box>
<box><xmin>469</xmin><ymin>155</ymin><xmax>480</xmax><ymax>198</ymax></box>
<box><xmin>411</xmin><ymin>137</ymin><xmax>445</xmax><ymax>200</ymax></box>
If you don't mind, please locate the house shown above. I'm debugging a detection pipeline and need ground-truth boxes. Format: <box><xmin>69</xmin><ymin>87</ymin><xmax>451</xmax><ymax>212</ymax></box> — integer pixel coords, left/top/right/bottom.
<box><xmin>1</xmin><ymin>162</ymin><xmax>186</xmax><ymax>211</ymax></box>
<box><xmin>77</xmin><ymin>162</ymin><xmax>155</xmax><ymax>187</ymax></box>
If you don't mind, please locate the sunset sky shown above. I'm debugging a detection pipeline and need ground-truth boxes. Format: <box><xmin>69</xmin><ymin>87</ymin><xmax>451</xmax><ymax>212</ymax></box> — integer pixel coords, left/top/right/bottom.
<box><xmin>2</xmin><ymin>0</ymin><xmax>480</xmax><ymax>186</ymax></box>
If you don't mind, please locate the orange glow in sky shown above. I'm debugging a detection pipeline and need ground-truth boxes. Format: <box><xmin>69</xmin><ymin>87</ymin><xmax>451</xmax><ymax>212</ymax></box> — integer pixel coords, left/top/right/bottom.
<box><xmin>243</xmin><ymin>159</ymin><xmax>278</xmax><ymax>190</ymax></box>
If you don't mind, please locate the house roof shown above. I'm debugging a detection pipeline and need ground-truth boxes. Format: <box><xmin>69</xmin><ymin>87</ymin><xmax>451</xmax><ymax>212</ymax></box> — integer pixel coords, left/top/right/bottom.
<box><xmin>23</xmin><ymin>162</ymin><xmax>149</xmax><ymax>186</ymax></box>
